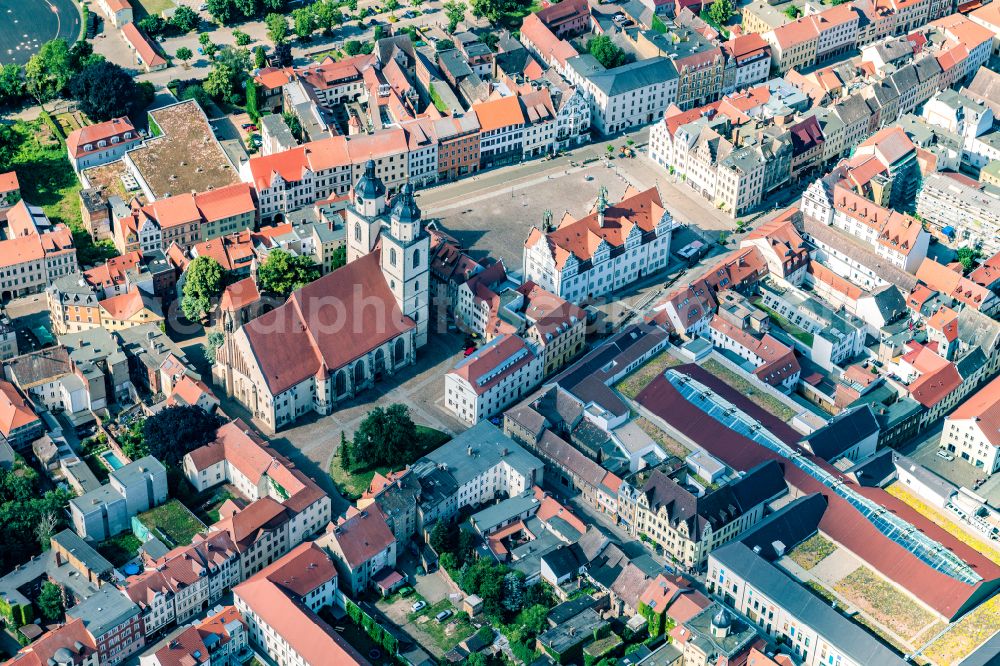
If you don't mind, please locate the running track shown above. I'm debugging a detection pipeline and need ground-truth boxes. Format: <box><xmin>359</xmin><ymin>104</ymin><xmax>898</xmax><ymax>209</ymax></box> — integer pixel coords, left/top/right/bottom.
<box><xmin>0</xmin><ymin>0</ymin><xmax>82</xmax><ymax>66</ymax></box>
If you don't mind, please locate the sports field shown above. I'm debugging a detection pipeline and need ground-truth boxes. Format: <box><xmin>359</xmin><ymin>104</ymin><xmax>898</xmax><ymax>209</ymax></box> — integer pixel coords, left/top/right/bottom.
<box><xmin>0</xmin><ymin>0</ymin><xmax>81</xmax><ymax>65</ymax></box>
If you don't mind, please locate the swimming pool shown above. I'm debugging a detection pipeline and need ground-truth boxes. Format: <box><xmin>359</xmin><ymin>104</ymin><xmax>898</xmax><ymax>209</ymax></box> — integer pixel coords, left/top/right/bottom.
<box><xmin>101</xmin><ymin>451</ymin><xmax>125</xmax><ymax>470</ymax></box>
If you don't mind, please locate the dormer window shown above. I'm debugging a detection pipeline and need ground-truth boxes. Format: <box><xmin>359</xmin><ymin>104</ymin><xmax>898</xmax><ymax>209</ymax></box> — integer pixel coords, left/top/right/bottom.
<box><xmin>111</xmin><ymin>136</ymin><xmax>119</xmax><ymax>144</ymax></box>
<box><xmin>84</xmin><ymin>144</ymin><xmax>93</xmax><ymax>152</ymax></box>
<box><xmin>98</xmin><ymin>140</ymin><xmax>107</xmax><ymax>148</ymax></box>
<box><xmin>124</xmin><ymin>132</ymin><xmax>133</xmax><ymax>139</ymax></box>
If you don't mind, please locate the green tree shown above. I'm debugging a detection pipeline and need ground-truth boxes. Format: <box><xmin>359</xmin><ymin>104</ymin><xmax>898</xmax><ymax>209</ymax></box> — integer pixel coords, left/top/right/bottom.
<box><xmin>143</xmin><ymin>406</ymin><xmax>224</xmax><ymax>466</ymax></box>
<box><xmin>253</xmin><ymin>45</ymin><xmax>267</xmax><ymax>68</ymax></box>
<box><xmin>204</xmin><ymin>60</ymin><xmax>238</xmax><ymax>101</ymax></box>
<box><xmin>262</xmin><ymin>0</ymin><xmax>286</xmax><ymax>10</ymax></box>
<box><xmin>385</xmin><ymin>0</ymin><xmax>400</xmax><ymax>13</ymax></box>
<box><xmin>176</xmin><ymin>46</ymin><xmax>194</xmax><ymax>67</ymax></box>
<box><xmin>235</xmin><ymin>0</ymin><xmax>261</xmax><ymax>17</ymax></box>
<box><xmin>292</xmin><ymin>7</ymin><xmax>317</xmax><ymax>39</ymax></box>
<box><xmin>257</xmin><ymin>248</ymin><xmax>320</xmax><ymax>297</ymax></box>
<box><xmin>957</xmin><ymin>246</ymin><xmax>982</xmax><ymax>273</ymax></box>
<box><xmin>330</xmin><ymin>244</ymin><xmax>347</xmax><ymax>271</ymax></box>
<box><xmin>199</xmin><ymin>32</ymin><xmax>213</xmax><ymax>46</ymax></box>
<box><xmin>207</xmin><ymin>0</ymin><xmax>240</xmax><ymax>24</ymax></box>
<box><xmin>171</xmin><ymin>5</ymin><xmax>201</xmax><ymax>31</ymax></box>
<box><xmin>351</xmin><ymin>403</ymin><xmax>418</xmax><ymax>468</ymax></box>
<box><xmin>245</xmin><ymin>79</ymin><xmax>260</xmax><ymax>120</ymax></box>
<box><xmin>348</xmin><ymin>0</ymin><xmax>358</xmax><ymax>11</ymax></box>
<box><xmin>0</xmin><ymin>64</ymin><xmax>26</xmax><ymax>107</ymax></box>
<box><xmin>25</xmin><ymin>39</ymin><xmax>72</xmax><ymax>107</ymax></box>
<box><xmin>373</xmin><ymin>24</ymin><xmax>385</xmax><ymax>41</ymax></box>
<box><xmin>430</xmin><ymin>518</ymin><xmax>459</xmax><ymax>555</ymax></box>
<box><xmin>344</xmin><ymin>40</ymin><xmax>363</xmax><ymax>55</ymax></box>
<box><xmin>444</xmin><ymin>0</ymin><xmax>466</xmax><ymax>32</ymax></box>
<box><xmin>36</xmin><ymin>582</ymin><xmax>64</xmax><ymax>623</ymax></box>
<box><xmin>314</xmin><ymin>0</ymin><xmax>342</xmax><ymax>32</ymax></box>
<box><xmin>708</xmin><ymin>0</ymin><xmax>735</xmax><ymax>27</ymax></box>
<box><xmin>119</xmin><ymin>420</ymin><xmax>147</xmax><ymax>460</ymax></box>
<box><xmin>282</xmin><ymin>110</ymin><xmax>302</xmax><ymax>139</ymax></box>
<box><xmin>182</xmin><ymin>256</ymin><xmax>226</xmax><ymax>321</ymax></box>
<box><xmin>465</xmin><ymin>654</ymin><xmax>487</xmax><ymax>666</ymax></box>
<box><xmin>266</xmin><ymin>12</ymin><xmax>289</xmax><ymax>44</ymax></box>
<box><xmin>515</xmin><ymin>604</ymin><xmax>549</xmax><ymax>638</ymax></box>
<box><xmin>204</xmin><ymin>331</ymin><xmax>225</xmax><ymax>363</ymax></box>
<box><xmin>137</xmin><ymin>14</ymin><xmax>166</xmax><ymax>35</ymax></box>
<box><xmin>69</xmin><ymin>39</ymin><xmax>102</xmax><ymax>71</ymax></box>
<box><xmin>470</xmin><ymin>0</ymin><xmax>503</xmax><ymax>22</ymax></box>
<box><xmin>233</xmin><ymin>29</ymin><xmax>252</xmax><ymax>45</ymax></box>
<box><xmin>69</xmin><ymin>60</ymin><xmax>147</xmax><ymax>122</ymax></box>
<box><xmin>587</xmin><ymin>35</ymin><xmax>627</xmax><ymax>68</ymax></box>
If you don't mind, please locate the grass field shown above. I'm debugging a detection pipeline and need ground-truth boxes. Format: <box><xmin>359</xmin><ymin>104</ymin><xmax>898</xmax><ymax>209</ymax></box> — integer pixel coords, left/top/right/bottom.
<box><xmin>616</xmin><ymin>351</ymin><xmax>682</xmax><ymax>399</ymax></box>
<box><xmin>406</xmin><ymin>599</ymin><xmax>476</xmax><ymax>654</ymax></box>
<box><xmin>97</xmin><ymin>533</ymin><xmax>143</xmax><ymax>567</ymax></box>
<box><xmin>133</xmin><ymin>0</ymin><xmax>176</xmax><ymax>17</ymax></box>
<box><xmin>788</xmin><ymin>534</ymin><xmax>836</xmax><ymax>570</ymax></box>
<box><xmin>701</xmin><ymin>358</ymin><xmax>799</xmax><ymax>421</ymax></box>
<box><xmin>330</xmin><ymin>426</ymin><xmax>450</xmax><ymax>500</ymax></box>
<box><xmin>886</xmin><ymin>482</ymin><xmax>1000</xmax><ymax>566</ymax></box>
<box><xmin>753</xmin><ymin>298</ymin><xmax>815</xmax><ymax>347</ymax></box>
<box><xmin>137</xmin><ymin>499</ymin><xmax>206</xmax><ymax>548</ymax></box>
<box><xmin>4</xmin><ymin>120</ymin><xmax>118</xmax><ymax>266</ymax></box>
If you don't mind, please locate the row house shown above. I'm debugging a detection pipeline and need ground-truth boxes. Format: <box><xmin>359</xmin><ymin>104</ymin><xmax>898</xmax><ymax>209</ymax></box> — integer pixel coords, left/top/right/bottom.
<box><xmin>0</xmin><ymin>201</ymin><xmax>77</xmax><ymax>300</ymax></box>
<box><xmin>66</xmin><ymin>586</ymin><xmax>145</xmax><ymax>665</ymax></box>
<box><xmin>138</xmin><ymin>606</ymin><xmax>248</xmax><ymax>666</ymax></box>
<box><xmin>628</xmin><ymin>462</ymin><xmax>787</xmax><ymax>570</ymax></box>
<box><xmin>124</xmin><ymin>531</ymin><xmax>241</xmax><ymax>636</ymax></box>
<box><xmin>317</xmin><ymin>504</ymin><xmax>397</xmax><ymax>596</ymax></box>
<box><xmin>707</xmin><ymin>315</ymin><xmax>802</xmax><ymax>390</ymax></box>
<box><xmin>474</xmin><ymin>96</ymin><xmax>526</xmax><ymax>168</ymax></box>
<box><xmin>721</xmin><ymin>34</ymin><xmax>773</xmax><ymax>95</ymax></box>
<box><xmin>183</xmin><ymin>420</ymin><xmax>332</xmax><ymax>548</ymax></box>
<box><xmin>446</xmin><ymin>333</ymin><xmax>544</xmax><ymax>424</ymax></box>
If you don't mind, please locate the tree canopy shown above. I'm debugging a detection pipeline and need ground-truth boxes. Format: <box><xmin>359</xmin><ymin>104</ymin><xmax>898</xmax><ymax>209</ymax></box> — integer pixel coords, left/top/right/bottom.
<box><xmin>37</xmin><ymin>582</ymin><xmax>64</xmax><ymax>623</ymax></box>
<box><xmin>256</xmin><ymin>248</ymin><xmax>320</xmax><ymax>297</ymax></box>
<box><xmin>141</xmin><ymin>405</ymin><xmax>225</xmax><ymax>466</ymax></box>
<box><xmin>25</xmin><ymin>38</ymin><xmax>73</xmax><ymax>105</ymax></box>
<box><xmin>444</xmin><ymin>0</ymin><xmax>467</xmax><ymax>32</ymax></box>
<box><xmin>0</xmin><ymin>462</ymin><xmax>72</xmax><ymax>572</ymax></box>
<box><xmin>587</xmin><ymin>36</ymin><xmax>628</xmax><ymax>69</ymax></box>
<box><xmin>172</xmin><ymin>5</ymin><xmax>201</xmax><ymax>32</ymax></box>
<box><xmin>348</xmin><ymin>404</ymin><xmax>418</xmax><ymax>469</ymax></box>
<box><xmin>69</xmin><ymin>60</ymin><xmax>150</xmax><ymax>122</ymax></box>
<box><xmin>181</xmin><ymin>256</ymin><xmax>226</xmax><ymax>321</ymax></box>
<box><xmin>266</xmin><ymin>13</ymin><xmax>289</xmax><ymax>44</ymax></box>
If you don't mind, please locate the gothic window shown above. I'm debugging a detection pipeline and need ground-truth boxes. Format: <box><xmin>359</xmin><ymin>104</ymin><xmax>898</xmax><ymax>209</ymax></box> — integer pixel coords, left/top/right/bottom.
<box><xmin>413</xmin><ymin>249</ymin><xmax>420</xmax><ymax>268</ymax></box>
<box><xmin>394</xmin><ymin>338</ymin><xmax>405</xmax><ymax>364</ymax></box>
<box><xmin>354</xmin><ymin>223</ymin><xmax>361</xmax><ymax>242</ymax></box>
<box><xmin>390</xmin><ymin>248</ymin><xmax>397</xmax><ymax>266</ymax></box>
<box><xmin>354</xmin><ymin>361</ymin><xmax>365</xmax><ymax>386</ymax></box>
<box><xmin>335</xmin><ymin>370</ymin><xmax>347</xmax><ymax>396</ymax></box>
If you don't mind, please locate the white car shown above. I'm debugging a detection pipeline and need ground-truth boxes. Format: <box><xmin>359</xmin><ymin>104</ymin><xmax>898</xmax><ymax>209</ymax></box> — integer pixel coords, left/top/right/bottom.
<box><xmin>411</xmin><ymin>601</ymin><xmax>426</xmax><ymax>612</ymax></box>
<box><xmin>936</xmin><ymin>449</ymin><xmax>955</xmax><ymax>461</ymax></box>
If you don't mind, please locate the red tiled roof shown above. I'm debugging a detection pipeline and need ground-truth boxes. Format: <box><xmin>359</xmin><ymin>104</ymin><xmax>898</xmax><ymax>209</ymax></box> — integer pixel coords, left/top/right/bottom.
<box><xmin>950</xmin><ymin>375</ymin><xmax>1000</xmax><ymax>448</ymax></box>
<box><xmin>450</xmin><ymin>333</ymin><xmax>537</xmax><ymax>396</ymax></box>
<box><xmin>241</xmin><ymin>251</ymin><xmax>414</xmax><ymax>395</ymax></box>
<box><xmin>330</xmin><ymin>504</ymin><xmax>395</xmax><ymax>569</ymax></box>
<box><xmin>220</xmin><ymin>276</ymin><xmax>261</xmax><ymax>311</ymax></box>
<box><xmin>194</xmin><ymin>183</ymin><xmax>256</xmax><ymax>222</ymax></box>
<box><xmin>121</xmin><ymin>23</ymin><xmax>167</xmax><ymax>69</ymax></box>
<box><xmin>0</xmin><ymin>380</ymin><xmax>38</xmax><ymax>437</ymax></box>
<box><xmin>0</xmin><ymin>171</ymin><xmax>20</xmax><ymax>194</ymax></box>
<box><xmin>233</xmin><ymin>544</ymin><xmax>370</xmax><ymax>666</ymax></box>
<box><xmin>473</xmin><ymin>95</ymin><xmax>527</xmax><ymax>132</ymax></box>
<box><xmin>66</xmin><ymin>117</ymin><xmax>137</xmax><ymax>159</ymax></box>
<box><xmin>3</xmin><ymin>619</ymin><xmax>97</xmax><ymax>666</ymax></box>
<box><xmin>99</xmin><ymin>286</ymin><xmax>161</xmax><ymax>321</ymax></box>
<box><xmin>926</xmin><ymin>306</ymin><xmax>959</xmax><ymax>343</ymax></box>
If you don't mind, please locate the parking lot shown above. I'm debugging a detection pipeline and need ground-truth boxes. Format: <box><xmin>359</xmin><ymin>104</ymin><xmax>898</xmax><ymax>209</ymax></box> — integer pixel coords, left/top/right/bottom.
<box><xmin>902</xmin><ymin>424</ymin><xmax>1000</xmax><ymax>508</ymax></box>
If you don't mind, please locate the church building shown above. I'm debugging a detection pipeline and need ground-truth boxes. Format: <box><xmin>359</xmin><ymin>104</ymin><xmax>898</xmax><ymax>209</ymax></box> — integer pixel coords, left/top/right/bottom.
<box><xmin>214</xmin><ymin>162</ymin><xmax>430</xmax><ymax>431</ymax></box>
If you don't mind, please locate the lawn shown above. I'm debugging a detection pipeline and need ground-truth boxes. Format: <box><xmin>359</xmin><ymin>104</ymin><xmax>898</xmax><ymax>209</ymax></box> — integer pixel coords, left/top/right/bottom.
<box><xmin>83</xmin><ymin>453</ymin><xmax>111</xmax><ymax>484</ymax></box>
<box><xmin>97</xmin><ymin>533</ymin><xmax>143</xmax><ymax>567</ymax></box>
<box><xmin>788</xmin><ymin>534</ymin><xmax>836</xmax><ymax>570</ymax></box>
<box><xmin>133</xmin><ymin>0</ymin><xmax>176</xmax><ymax>17</ymax></box>
<box><xmin>925</xmin><ymin>594</ymin><xmax>1000</xmax><ymax>666</ymax></box>
<box><xmin>616</xmin><ymin>351</ymin><xmax>682</xmax><ymax>399</ymax></box>
<box><xmin>407</xmin><ymin>599</ymin><xmax>477</xmax><ymax>655</ymax></box>
<box><xmin>195</xmin><ymin>486</ymin><xmax>237</xmax><ymax>525</ymax></box>
<box><xmin>886</xmin><ymin>482</ymin><xmax>1000</xmax><ymax>566</ymax></box>
<box><xmin>4</xmin><ymin>120</ymin><xmax>118</xmax><ymax>267</ymax></box>
<box><xmin>701</xmin><ymin>358</ymin><xmax>799</xmax><ymax>422</ymax></box>
<box><xmin>330</xmin><ymin>426</ymin><xmax>450</xmax><ymax>501</ymax></box>
<box><xmin>136</xmin><ymin>499</ymin><xmax>206</xmax><ymax>548</ymax></box>
<box><xmin>834</xmin><ymin>566</ymin><xmax>936</xmax><ymax>643</ymax></box>
<box><xmin>634</xmin><ymin>417</ymin><xmax>690</xmax><ymax>460</ymax></box>
<box><xmin>752</xmin><ymin>299</ymin><xmax>815</xmax><ymax>347</ymax></box>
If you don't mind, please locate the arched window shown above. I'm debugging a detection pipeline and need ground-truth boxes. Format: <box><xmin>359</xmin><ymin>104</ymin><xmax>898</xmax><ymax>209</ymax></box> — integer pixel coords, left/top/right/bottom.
<box><xmin>354</xmin><ymin>361</ymin><xmax>365</xmax><ymax>386</ymax></box>
<box><xmin>335</xmin><ymin>370</ymin><xmax>347</xmax><ymax>396</ymax></box>
<box><xmin>390</xmin><ymin>248</ymin><xmax>397</xmax><ymax>266</ymax></box>
<box><xmin>394</xmin><ymin>338</ymin><xmax>406</xmax><ymax>364</ymax></box>
<box><xmin>413</xmin><ymin>249</ymin><xmax>421</xmax><ymax>269</ymax></box>
<box><xmin>354</xmin><ymin>223</ymin><xmax>362</xmax><ymax>242</ymax></box>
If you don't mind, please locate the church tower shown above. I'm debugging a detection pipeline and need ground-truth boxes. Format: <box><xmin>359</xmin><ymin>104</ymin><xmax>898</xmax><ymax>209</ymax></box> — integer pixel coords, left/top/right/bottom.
<box><xmin>381</xmin><ymin>183</ymin><xmax>429</xmax><ymax>347</ymax></box>
<box><xmin>346</xmin><ymin>160</ymin><xmax>389</xmax><ymax>263</ymax></box>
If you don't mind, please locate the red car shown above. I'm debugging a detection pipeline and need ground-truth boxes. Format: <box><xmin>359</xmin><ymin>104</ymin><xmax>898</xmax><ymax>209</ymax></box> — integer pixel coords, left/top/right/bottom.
<box><xmin>464</xmin><ymin>347</ymin><xmax>476</xmax><ymax>357</ymax></box>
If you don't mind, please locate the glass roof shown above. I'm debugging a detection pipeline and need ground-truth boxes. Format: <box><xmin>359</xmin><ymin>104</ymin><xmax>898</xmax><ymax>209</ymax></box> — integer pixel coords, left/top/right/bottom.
<box><xmin>667</xmin><ymin>370</ymin><xmax>982</xmax><ymax>585</ymax></box>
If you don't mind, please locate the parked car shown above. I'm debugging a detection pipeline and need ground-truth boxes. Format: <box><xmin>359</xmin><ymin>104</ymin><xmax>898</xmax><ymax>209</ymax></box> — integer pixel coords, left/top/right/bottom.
<box><xmin>435</xmin><ymin>610</ymin><xmax>452</xmax><ymax>623</ymax></box>
<box><xmin>400</xmin><ymin>587</ymin><xmax>415</xmax><ymax>597</ymax></box>
<box><xmin>936</xmin><ymin>449</ymin><xmax>955</xmax><ymax>461</ymax></box>
<box><xmin>411</xmin><ymin>600</ymin><xmax>426</xmax><ymax>612</ymax></box>
<box><xmin>464</xmin><ymin>346</ymin><xmax>476</xmax><ymax>357</ymax></box>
